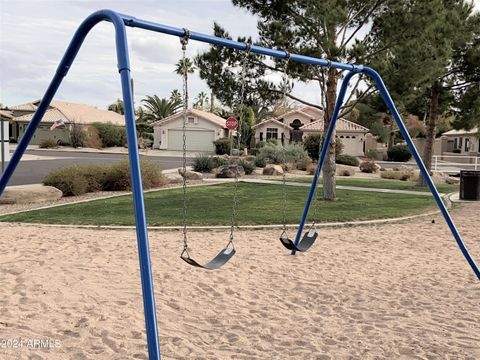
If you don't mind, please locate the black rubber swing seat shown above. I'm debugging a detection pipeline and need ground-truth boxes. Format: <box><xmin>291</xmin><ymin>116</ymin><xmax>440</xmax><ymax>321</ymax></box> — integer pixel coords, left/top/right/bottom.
<box><xmin>181</xmin><ymin>246</ymin><xmax>236</xmax><ymax>270</ymax></box>
<box><xmin>279</xmin><ymin>229</ymin><xmax>318</xmax><ymax>252</ymax></box>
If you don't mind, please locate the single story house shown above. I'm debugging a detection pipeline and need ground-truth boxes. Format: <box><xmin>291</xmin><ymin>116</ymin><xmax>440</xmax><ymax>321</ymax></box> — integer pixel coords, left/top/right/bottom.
<box><xmin>7</xmin><ymin>100</ymin><xmax>125</xmax><ymax>145</ymax></box>
<box><xmin>152</xmin><ymin>109</ymin><xmax>230</xmax><ymax>152</ymax></box>
<box><xmin>253</xmin><ymin>106</ymin><xmax>370</xmax><ymax>156</ymax></box>
<box><xmin>442</xmin><ymin>127</ymin><xmax>479</xmax><ymax>155</ymax></box>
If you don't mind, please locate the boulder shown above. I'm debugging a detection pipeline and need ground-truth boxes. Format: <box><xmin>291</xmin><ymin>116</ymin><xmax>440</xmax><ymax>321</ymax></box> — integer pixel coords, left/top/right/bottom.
<box><xmin>0</xmin><ymin>184</ymin><xmax>63</xmax><ymax>205</ymax></box>
<box><xmin>164</xmin><ymin>173</ymin><xmax>184</xmax><ymax>184</ymax></box>
<box><xmin>263</xmin><ymin>164</ymin><xmax>284</xmax><ymax>176</ymax></box>
<box><xmin>178</xmin><ymin>169</ymin><xmax>203</xmax><ymax>180</ymax></box>
<box><xmin>336</xmin><ymin>164</ymin><xmax>356</xmax><ymax>176</ymax></box>
<box><xmin>216</xmin><ymin>165</ymin><xmax>245</xmax><ymax>178</ymax></box>
<box><xmin>446</xmin><ymin>176</ymin><xmax>460</xmax><ymax>185</ymax></box>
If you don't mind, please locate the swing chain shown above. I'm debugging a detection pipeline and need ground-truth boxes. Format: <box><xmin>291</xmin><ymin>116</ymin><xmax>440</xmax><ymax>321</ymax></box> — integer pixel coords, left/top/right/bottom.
<box><xmin>181</xmin><ymin>30</ymin><xmax>190</xmax><ymax>255</ymax></box>
<box><xmin>281</xmin><ymin>52</ymin><xmax>290</xmax><ymax>232</ymax></box>
<box><xmin>229</xmin><ymin>42</ymin><xmax>251</xmax><ymax>245</ymax></box>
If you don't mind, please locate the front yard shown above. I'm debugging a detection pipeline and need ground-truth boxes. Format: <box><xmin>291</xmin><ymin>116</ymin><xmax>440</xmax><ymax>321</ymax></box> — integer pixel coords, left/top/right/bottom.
<box><xmin>0</xmin><ymin>182</ymin><xmax>440</xmax><ymax>226</ymax></box>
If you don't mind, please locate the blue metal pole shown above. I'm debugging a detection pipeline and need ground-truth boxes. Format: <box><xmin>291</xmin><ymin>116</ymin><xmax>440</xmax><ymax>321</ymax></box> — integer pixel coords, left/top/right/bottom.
<box><xmin>362</xmin><ymin>67</ymin><xmax>480</xmax><ymax>281</ymax></box>
<box><xmin>291</xmin><ymin>71</ymin><xmax>358</xmax><ymax>255</ymax></box>
<box><xmin>0</xmin><ymin>10</ymin><xmax>162</xmax><ymax>358</ymax></box>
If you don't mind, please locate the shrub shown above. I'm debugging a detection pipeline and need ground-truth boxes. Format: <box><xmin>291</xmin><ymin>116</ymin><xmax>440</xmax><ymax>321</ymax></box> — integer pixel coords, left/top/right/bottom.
<box><xmin>387</xmin><ymin>144</ymin><xmax>412</xmax><ymax>162</ymax></box>
<box><xmin>255</xmin><ymin>141</ymin><xmax>266</xmax><ymax>149</ymax></box>
<box><xmin>70</xmin><ymin>122</ymin><xmax>86</xmax><ymax>148</ymax></box>
<box><xmin>83</xmin><ymin>126</ymin><xmax>102</xmax><ymax>149</ymax></box>
<box><xmin>296</xmin><ymin>156</ymin><xmax>312</xmax><ymax>171</ymax></box>
<box><xmin>44</xmin><ymin>160</ymin><xmax>165</xmax><ymax>196</ymax></box>
<box><xmin>212</xmin><ymin>156</ymin><xmax>228</xmax><ymax>168</ymax></box>
<box><xmin>256</xmin><ymin>144</ymin><xmax>283</xmax><ymax>164</ymax></box>
<box><xmin>103</xmin><ymin>159</ymin><xmax>165</xmax><ymax>191</ymax></box>
<box><xmin>266</xmin><ymin>138</ymin><xmax>278</xmax><ymax>146</ymax></box>
<box><xmin>255</xmin><ymin>156</ymin><xmax>267</xmax><ymax>168</ymax></box>
<box><xmin>307</xmin><ymin>163</ymin><xmax>317</xmax><ymax>175</ymax></box>
<box><xmin>284</xmin><ymin>143</ymin><xmax>309</xmax><ymax>163</ymax></box>
<box><xmin>192</xmin><ymin>154</ymin><xmax>215</xmax><ymax>173</ymax></box>
<box><xmin>359</xmin><ymin>160</ymin><xmax>378</xmax><ymax>173</ymax></box>
<box><xmin>366</xmin><ymin>149</ymin><xmax>378</xmax><ymax>160</ymax></box>
<box><xmin>303</xmin><ymin>134</ymin><xmax>343</xmax><ymax>160</ymax></box>
<box><xmin>43</xmin><ymin>166</ymin><xmax>89</xmax><ymax>196</ymax></box>
<box><xmin>336</xmin><ymin>154</ymin><xmax>359</xmax><ymax>166</ymax></box>
<box><xmin>381</xmin><ymin>170</ymin><xmax>411</xmax><ymax>181</ymax></box>
<box><xmin>337</xmin><ymin>168</ymin><xmax>354</xmax><ymax>176</ymax></box>
<box><xmin>39</xmin><ymin>139</ymin><xmax>58</xmax><ymax>149</ymax></box>
<box><xmin>213</xmin><ymin>137</ymin><xmax>231</xmax><ymax>155</ymax></box>
<box><xmin>238</xmin><ymin>159</ymin><xmax>255</xmax><ymax>175</ymax></box>
<box><xmin>92</xmin><ymin>122</ymin><xmax>127</xmax><ymax>148</ymax></box>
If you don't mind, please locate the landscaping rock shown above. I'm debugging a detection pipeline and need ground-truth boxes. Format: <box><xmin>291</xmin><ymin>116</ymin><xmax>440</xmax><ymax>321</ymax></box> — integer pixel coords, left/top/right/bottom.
<box><xmin>263</xmin><ymin>164</ymin><xmax>284</xmax><ymax>176</ymax></box>
<box><xmin>216</xmin><ymin>165</ymin><xmax>245</xmax><ymax>178</ymax></box>
<box><xmin>336</xmin><ymin>164</ymin><xmax>356</xmax><ymax>176</ymax></box>
<box><xmin>178</xmin><ymin>169</ymin><xmax>203</xmax><ymax>180</ymax></box>
<box><xmin>0</xmin><ymin>184</ymin><xmax>63</xmax><ymax>205</ymax></box>
<box><xmin>165</xmin><ymin>173</ymin><xmax>184</xmax><ymax>184</ymax></box>
<box><xmin>446</xmin><ymin>176</ymin><xmax>460</xmax><ymax>185</ymax></box>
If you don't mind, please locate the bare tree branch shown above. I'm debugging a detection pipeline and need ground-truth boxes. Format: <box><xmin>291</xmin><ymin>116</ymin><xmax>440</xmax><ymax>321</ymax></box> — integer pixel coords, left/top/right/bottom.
<box><xmin>339</xmin><ymin>86</ymin><xmax>377</xmax><ymax>118</ymax></box>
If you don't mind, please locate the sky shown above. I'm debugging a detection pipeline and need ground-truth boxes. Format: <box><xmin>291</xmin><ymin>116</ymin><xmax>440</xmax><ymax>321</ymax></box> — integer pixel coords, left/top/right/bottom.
<box><xmin>1</xmin><ymin>0</ymin><xmax>479</xmax><ymax>111</ymax></box>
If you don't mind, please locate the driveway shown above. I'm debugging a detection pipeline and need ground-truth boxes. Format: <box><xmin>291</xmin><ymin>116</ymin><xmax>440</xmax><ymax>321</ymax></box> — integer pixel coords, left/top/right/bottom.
<box><xmin>4</xmin><ymin>150</ymin><xmax>193</xmax><ymax>186</ymax></box>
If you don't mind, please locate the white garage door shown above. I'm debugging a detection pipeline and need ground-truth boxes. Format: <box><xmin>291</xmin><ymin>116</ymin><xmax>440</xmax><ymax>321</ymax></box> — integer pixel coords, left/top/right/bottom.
<box><xmin>168</xmin><ymin>129</ymin><xmax>215</xmax><ymax>152</ymax></box>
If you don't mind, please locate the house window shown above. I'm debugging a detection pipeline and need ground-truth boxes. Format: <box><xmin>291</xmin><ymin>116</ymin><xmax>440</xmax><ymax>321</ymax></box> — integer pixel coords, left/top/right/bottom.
<box><xmin>266</xmin><ymin>128</ymin><xmax>278</xmax><ymax>140</ymax></box>
<box><xmin>259</xmin><ymin>132</ymin><xmax>263</xmax><ymax>141</ymax></box>
<box><xmin>187</xmin><ymin>116</ymin><xmax>195</xmax><ymax>124</ymax></box>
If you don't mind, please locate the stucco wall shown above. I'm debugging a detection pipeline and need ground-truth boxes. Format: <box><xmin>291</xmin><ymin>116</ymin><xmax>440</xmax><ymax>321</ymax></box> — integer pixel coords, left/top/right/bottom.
<box><xmin>1</xmin><ymin>119</ymin><xmax>9</xmax><ymax>163</ymax></box>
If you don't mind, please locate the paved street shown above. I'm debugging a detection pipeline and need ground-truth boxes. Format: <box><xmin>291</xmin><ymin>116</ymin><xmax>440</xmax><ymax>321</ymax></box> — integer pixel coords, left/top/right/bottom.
<box><xmin>3</xmin><ymin>150</ymin><xmax>193</xmax><ymax>186</ymax></box>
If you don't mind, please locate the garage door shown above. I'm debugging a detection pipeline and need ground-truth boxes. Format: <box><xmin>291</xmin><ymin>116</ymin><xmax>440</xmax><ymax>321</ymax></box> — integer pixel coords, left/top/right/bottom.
<box><xmin>168</xmin><ymin>129</ymin><xmax>215</xmax><ymax>152</ymax></box>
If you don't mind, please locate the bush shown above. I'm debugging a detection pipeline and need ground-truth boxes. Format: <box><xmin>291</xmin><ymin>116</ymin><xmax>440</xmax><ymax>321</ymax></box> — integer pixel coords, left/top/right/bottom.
<box><xmin>39</xmin><ymin>139</ymin><xmax>58</xmax><ymax>149</ymax></box>
<box><xmin>102</xmin><ymin>159</ymin><xmax>165</xmax><ymax>191</ymax></box>
<box><xmin>70</xmin><ymin>122</ymin><xmax>86</xmax><ymax>148</ymax></box>
<box><xmin>303</xmin><ymin>134</ymin><xmax>343</xmax><ymax>160</ymax></box>
<box><xmin>83</xmin><ymin>126</ymin><xmax>102</xmax><ymax>149</ymax></box>
<box><xmin>255</xmin><ymin>141</ymin><xmax>266</xmax><ymax>149</ymax></box>
<box><xmin>255</xmin><ymin>156</ymin><xmax>267</xmax><ymax>168</ymax></box>
<box><xmin>212</xmin><ymin>156</ymin><xmax>228</xmax><ymax>168</ymax></box>
<box><xmin>256</xmin><ymin>143</ymin><xmax>309</xmax><ymax>165</ymax></box>
<box><xmin>92</xmin><ymin>122</ymin><xmax>127</xmax><ymax>148</ymax></box>
<box><xmin>336</xmin><ymin>154</ymin><xmax>359</xmax><ymax>166</ymax></box>
<box><xmin>192</xmin><ymin>154</ymin><xmax>215</xmax><ymax>172</ymax></box>
<box><xmin>238</xmin><ymin>159</ymin><xmax>255</xmax><ymax>175</ymax></box>
<box><xmin>307</xmin><ymin>163</ymin><xmax>317</xmax><ymax>175</ymax></box>
<box><xmin>366</xmin><ymin>149</ymin><xmax>378</xmax><ymax>160</ymax></box>
<box><xmin>213</xmin><ymin>138</ymin><xmax>231</xmax><ymax>155</ymax></box>
<box><xmin>387</xmin><ymin>144</ymin><xmax>412</xmax><ymax>162</ymax></box>
<box><xmin>43</xmin><ymin>160</ymin><xmax>165</xmax><ymax>196</ymax></box>
<box><xmin>296</xmin><ymin>156</ymin><xmax>312</xmax><ymax>171</ymax></box>
<box><xmin>359</xmin><ymin>160</ymin><xmax>378</xmax><ymax>173</ymax></box>
<box><xmin>381</xmin><ymin>170</ymin><xmax>411</xmax><ymax>181</ymax></box>
<box><xmin>284</xmin><ymin>143</ymin><xmax>309</xmax><ymax>163</ymax></box>
<box><xmin>266</xmin><ymin>138</ymin><xmax>278</xmax><ymax>146</ymax></box>
<box><xmin>43</xmin><ymin>166</ymin><xmax>89</xmax><ymax>196</ymax></box>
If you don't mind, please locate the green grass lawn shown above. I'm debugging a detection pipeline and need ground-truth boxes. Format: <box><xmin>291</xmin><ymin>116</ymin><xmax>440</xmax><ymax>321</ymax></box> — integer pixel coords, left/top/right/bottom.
<box><xmin>0</xmin><ymin>183</ymin><xmax>440</xmax><ymax>226</ymax></box>
<box><xmin>274</xmin><ymin>177</ymin><xmax>459</xmax><ymax>194</ymax></box>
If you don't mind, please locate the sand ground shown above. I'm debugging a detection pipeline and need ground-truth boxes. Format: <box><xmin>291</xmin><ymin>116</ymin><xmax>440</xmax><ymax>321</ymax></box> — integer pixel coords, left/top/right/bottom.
<box><xmin>0</xmin><ymin>202</ymin><xmax>479</xmax><ymax>359</ymax></box>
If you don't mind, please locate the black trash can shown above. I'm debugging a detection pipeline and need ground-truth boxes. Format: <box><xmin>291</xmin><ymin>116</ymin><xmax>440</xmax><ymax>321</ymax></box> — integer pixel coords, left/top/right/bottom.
<box><xmin>460</xmin><ymin>170</ymin><xmax>480</xmax><ymax>201</ymax></box>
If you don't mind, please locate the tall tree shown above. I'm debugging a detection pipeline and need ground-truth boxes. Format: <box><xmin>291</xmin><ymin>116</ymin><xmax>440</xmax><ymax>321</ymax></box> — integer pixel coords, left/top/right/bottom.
<box><xmin>194</xmin><ymin>91</ymin><xmax>209</xmax><ymax>110</ymax></box>
<box><xmin>198</xmin><ymin>0</ymin><xmax>404</xmax><ymax>200</ymax></box>
<box><xmin>141</xmin><ymin>95</ymin><xmax>182</xmax><ymax>123</ymax></box>
<box><xmin>175</xmin><ymin>58</ymin><xmax>195</xmax><ymax>109</ymax></box>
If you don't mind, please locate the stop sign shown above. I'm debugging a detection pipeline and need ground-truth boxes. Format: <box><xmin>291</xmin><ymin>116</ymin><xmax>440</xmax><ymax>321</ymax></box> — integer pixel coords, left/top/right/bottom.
<box><xmin>226</xmin><ymin>117</ymin><xmax>238</xmax><ymax>130</ymax></box>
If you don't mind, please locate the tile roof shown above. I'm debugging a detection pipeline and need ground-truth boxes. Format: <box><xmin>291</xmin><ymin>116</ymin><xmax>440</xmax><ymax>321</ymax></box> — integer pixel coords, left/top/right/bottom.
<box><xmin>0</xmin><ymin>110</ymin><xmax>14</xmax><ymax>119</ymax></box>
<box><xmin>442</xmin><ymin>127</ymin><xmax>479</xmax><ymax>136</ymax></box>
<box><xmin>152</xmin><ymin>108</ymin><xmax>227</xmax><ymax>128</ymax></box>
<box><xmin>11</xmin><ymin>100</ymin><xmax>125</xmax><ymax>125</ymax></box>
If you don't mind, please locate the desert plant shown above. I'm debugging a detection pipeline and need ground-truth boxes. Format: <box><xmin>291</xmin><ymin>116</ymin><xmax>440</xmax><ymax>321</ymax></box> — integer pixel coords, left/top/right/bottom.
<box><xmin>192</xmin><ymin>154</ymin><xmax>215</xmax><ymax>172</ymax></box>
<box><xmin>387</xmin><ymin>144</ymin><xmax>412</xmax><ymax>162</ymax></box>
<box><xmin>213</xmin><ymin>137</ymin><xmax>231</xmax><ymax>155</ymax></box>
<box><xmin>380</xmin><ymin>170</ymin><xmax>411</xmax><ymax>181</ymax></box>
<box><xmin>284</xmin><ymin>143</ymin><xmax>309</xmax><ymax>163</ymax></box>
<box><xmin>254</xmin><ymin>156</ymin><xmax>267</xmax><ymax>168</ymax></box>
<box><xmin>359</xmin><ymin>160</ymin><xmax>378</xmax><ymax>173</ymax></box>
<box><xmin>43</xmin><ymin>166</ymin><xmax>89</xmax><ymax>196</ymax></box>
<box><xmin>366</xmin><ymin>149</ymin><xmax>378</xmax><ymax>160</ymax></box>
<box><xmin>307</xmin><ymin>163</ymin><xmax>317</xmax><ymax>175</ymax></box>
<box><xmin>92</xmin><ymin>122</ymin><xmax>127</xmax><ymax>148</ymax></box>
<box><xmin>70</xmin><ymin>122</ymin><xmax>86</xmax><ymax>148</ymax></box>
<box><xmin>296</xmin><ymin>156</ymin><xmax>312</xmax><ymax>171</ymax></box>
<box><xmin>238</xmin><ymin>159</ymin><xmax>255</xmax><ymax>175</ymax></box>
<box><xmin>103</xmin><ymin>159</ymin><xmax>165</xmax><ymax>191</ymax></box>
<box><xmin>212</xmin><ymin>156</ymin><xmax>228</xmax><ymax>168</ymax></box>
<box><xmin>39</xmin><ymin>139</ymin><xmax>58</xmax><ymax>149</ymax></box>
<box><xmin>336</xmin><ymin>154</ymin><xmax>359</xmax><ymax>166</ymax></box>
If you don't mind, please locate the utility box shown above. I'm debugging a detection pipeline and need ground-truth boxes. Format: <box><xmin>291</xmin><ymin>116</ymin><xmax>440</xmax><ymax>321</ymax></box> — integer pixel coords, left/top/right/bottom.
<box><xmin>460</xmin><ymin>170</ymin><xmax>480</xmax><ymax>201</ymax></box>
<box><xmin>0</xmin><ymin>119</ymin><xmax>9</xmax><ymax>171</ymax></box>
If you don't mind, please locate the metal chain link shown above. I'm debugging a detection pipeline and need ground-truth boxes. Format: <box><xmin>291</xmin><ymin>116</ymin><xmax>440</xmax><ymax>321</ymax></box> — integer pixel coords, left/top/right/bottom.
<box><xmin>229</xmin><ymin>43</ymin><xmax>251</xmax><ymax>245</ymax></box>
<box><xmin>281</xmin><ymin>53</ymin><xmax>290</xmax><ymax>232</ymax></box>
<box><xmin>180</xmin><ymin>30</ymin><xmax>190</xmax><ymax>255</ymax></box>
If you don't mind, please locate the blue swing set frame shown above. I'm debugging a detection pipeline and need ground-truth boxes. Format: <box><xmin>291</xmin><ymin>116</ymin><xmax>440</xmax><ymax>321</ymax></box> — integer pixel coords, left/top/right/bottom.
<box><xmin>0</xmin><ymin>9</ymin><xmax>478</xmax><ymax>360</ymax></box>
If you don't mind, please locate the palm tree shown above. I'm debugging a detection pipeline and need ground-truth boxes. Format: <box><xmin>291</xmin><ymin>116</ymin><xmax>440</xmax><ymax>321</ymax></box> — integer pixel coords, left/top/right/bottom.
<box><xmin>194</xmin><ymin>91</ymin><xmax>209</xmax><ymax>110</ymax></box>
<box><xmin>108</xmin><ymin>98</ymin><xmax>124</xmax><ymax>115</ymax></box>
<box><xmin>141</xmin><ymin>95</ymin><xmax>182</xmax><ymax>123</ymax></box>
<box><xmin>174</xmin><ymin>57</ymin><xmax>195</xmax><ymax>108</ymax></box>
<box><xmin>170</xmin><ymin>89</ymin><xmax>182</xmax><ymax>104</ymax></box>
